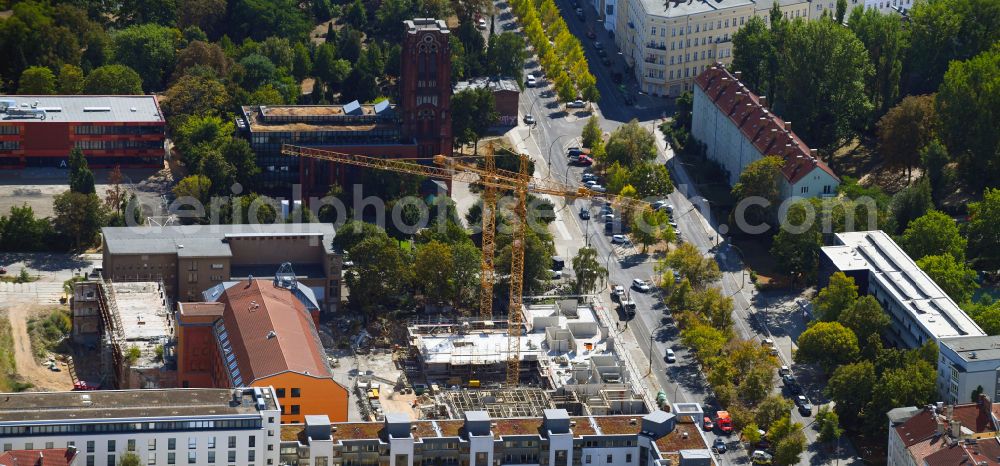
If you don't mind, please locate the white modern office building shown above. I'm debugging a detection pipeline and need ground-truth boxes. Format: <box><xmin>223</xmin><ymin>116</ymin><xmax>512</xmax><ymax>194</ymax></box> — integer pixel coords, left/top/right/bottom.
<box><xmin>0</xmin><ymin>388</ymin><xmax>281</xmax><ymax>466</ymax></box>
<box><xmin>691</xmin><ymin>65</ymin><xmax>839</xmax><ymax>199</ymax></box>
<box><xmin>938</xmin><ymin>336</ymin><xmax>1000</xmax><ymax>405</ymax></box>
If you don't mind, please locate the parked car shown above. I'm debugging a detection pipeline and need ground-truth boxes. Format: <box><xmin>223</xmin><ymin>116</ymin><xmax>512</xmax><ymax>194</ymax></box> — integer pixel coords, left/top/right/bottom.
<box><xmin>779</xmin><ymin>365</ymin><xmax>791</xmax><ymax>376</ymax></box>
<box><xmin>702</xmin><ymin>416</ymin><xmax>713</xmax><ymax>431</ymax></box>
<box><xmin>611</xmin><ymin>234</ymin><xmax>627</xmax><ymax>244</ymax></box>
<box><xmin>575</xmin><ymin>155</ymin><xmax>594</xmax><ymax>166</ymax></box>
<box><xmin>582</xmin><ymin>173</ymin><xmax>599</xmax><ymax>182</ymax></box>
<box><xmin>586</xmin><ymin>29</ymin><xmax>596</xmax><ymax>39</ymax></box>
<box><xmin>751</xmin><ymin>450</ymin><xmax>773</xmax><ymax>465</ymax></box>
<box><xmin>549</xmin><ymin>269</ymin><xmax>563</xmax><ymax>279</ymax></box>
<box><xmin>567</xmin><ymin>99</ymin><xmax>586</xmax><ymax>108</ymax></box>
<box><xmin>795</xmin><ymin>395</ymin><xmax>813</xmax><ymax>416</ymax></box>
<box><xmin>603</xmin><ymin>213</ymin><xmax>615</xmax><ymax>222</ymax></box>
<box><xmin>611</xmin><ymin>284</ymin><xmax>626</xmax><ymax>299</ymax></box>
<box><xmin>579</xmin><ymin>208</ymin><xmax>591</xmax><ymax>220</ymax></box>
<box><xmin>502</xmin><ymin>21</ymin><xmax>517</xmax><ymax>30</ymax></box>
<box><xmin>523</xmin><ymin>114</ymin><xmax>535</xmax><ymax>125</ymax></box>
<box><xmin>632</xmin><ymin>278</ymin><xmax>651</xmax><ymax>292</ymax></box>
<box><xmin>653</xmin><ymin>200</ymin><xmax>673</xmax><ymax>213</ymax></box>
<box><xmin>589</xmin><ymin>184</ymin><xmax>605</xmax><ymax>192</ymax></box>
<box><xmin>477</xmin><ymin>18</ymin><xmax>487</xmax><ymax>29</ymax></box>
<box><xmin>526</xmin><ymin>74</ymin><xmax>537</xmax><ymax>87</ymax></box>
<box><xmin>593</xmin><ymin>40</ymin><xmax>603</xmax><ymax>50</ymax></box>
<box><xmin>712</xmin><ymin>438</ymin><xmax>727</xmax><ymax>453</ymax></box>
<box><xmin>666</xmin><ymin>348</ymin><xmax>676</xmax><ymax>363</ymax></box>
<box><xmin>567</xmin><ymin>147</ymin><xmax>584</xmax><ymax>157</ymax></box>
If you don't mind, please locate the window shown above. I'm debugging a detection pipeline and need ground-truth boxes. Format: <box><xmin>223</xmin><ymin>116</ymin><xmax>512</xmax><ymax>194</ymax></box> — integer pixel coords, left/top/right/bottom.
<box><xmin>108</xmin><ymin>440</ymin><xmax>116</xmax><ymax>452</ymax></box>
<box><xmin>823</xmin><ymin>185</ymin><xmax>832</xmax><ymax>194</ymax></box>
<box><xmin>207</xmin><ymin>451</ymin><xmax>216</xmax><ymax>464</ymax></box>
<box><xmin>188</xmin><ymin>452</ymin><xmax>196</xmax><ymax>464</ymax></box>
<box><xmin>109</xmin><ymin>455</ymin><xmax>117</xmax><ymax>466</ymax></box>
<box><xmin>585</xmin><ymin>455</ymin><xmax>591</xmax><ymax>464</ymax></box>
<box><xmin>167</xmin><ymin>453</ymin><xmax>176</xmax><ymax>465</ymax></box>
<box><xmin>650</xmin><ymin>27</ymin><xmax>656</xmax><ymax>35</ymax></box>
<box><xmin>148</xmin><ymin>454</ymin><xmax>156</xmax><ymax>465</ymax></box>
<box><xmin>87</xmin><ymin>441</ymin><xmax>95</xmax><ymax>453</ymax></box>
<box><xmin>249</xmin><ymin>437</ymin><xmax>255</xmax><ymax>448</ymax></box>
<box><xmin>207</xmin><ymin>437</ymin><xmax>215</xmax><ymax>449</ymax></box>
<box><xmin>228</xmin><ymin>451</ymin><xmax>236</xmax><ymax>463</ymax></box>
<box><xmin>291</xmin><ymin>388</ymin><xmax>301</xmax><ymax>398</ymax></box>
<box><xmin>188</xmin><ymin>438</ymin><xmax>196</xmax><ymax>449</ymax></box>
<box><xmin>248</xmin><ymin>451</ymin><xmax>256</xmax><ymax>462</ymax></box>
<box><xmin>275</xmin><ymin>388</ymin><xmax>285</xmax><ymax>398</ymax></box>
<box><xmin>2</xmin><ymin>444</ymin><xmax>10</xmax><ymax>452</ymax></box>
<box><xmin>148</xmin><ymin>439</ymin><xmax>156</xmax><ymax>451</ymax></box>
<box><xmin>315</xmin><ymin>458</ymin><xmax>328</xmax><ymax>466</ymax></box>
<box><xmin>168</xmin><ymin>439</ymin><xmax>176</xmax><ymax>451</ymax></box>
<box><xmin>801</xmin><ymin>186</ymin><xmax>809</xmax><ymax>194</ymax></box>
<box><xmin>45</xmin><ymin>442</ymin><xmax>54</xmax><ymax>449</ymax></box>
<box><xmin>626</xmin><ymin>454</ymin><xmax>633</xmax><ymax>462</ymax></box>
<box><xmin>291</xmin><ymin>405</ymin><xmax>300</xmax><ymax>415</ymax></box>
<box><xmin>87</xmin><ymin>456</ymin><xmax>94</xmax><ymax>466</ymax></box>
<box><xmin>607</xmin><ymin>455</ymin><xmax>613</xmax><ymax>463</ymax></box>
<box><xmin>228</xmin><ymin>437</ymin><xmax>236</xmax><ymax>449</ymax></box>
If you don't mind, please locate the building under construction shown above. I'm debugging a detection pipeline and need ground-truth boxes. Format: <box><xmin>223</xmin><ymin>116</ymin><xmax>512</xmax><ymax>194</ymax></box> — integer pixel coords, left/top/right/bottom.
<box><xmin>71</xmin><ymin>279</ymin><xmax>175</xmax><ymax>389</ymax></box>
<box><xmin>406</xmin><ymin>300</ymin><xmax>648</xmax><ymax>420</ymax></box>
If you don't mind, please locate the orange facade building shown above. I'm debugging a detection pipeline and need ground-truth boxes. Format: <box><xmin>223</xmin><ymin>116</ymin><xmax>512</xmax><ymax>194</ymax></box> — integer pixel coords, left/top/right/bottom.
<box><xmin>176</xmin><ymin>276</ymin><xmax>348</xmax><ymax>423</ymax></box>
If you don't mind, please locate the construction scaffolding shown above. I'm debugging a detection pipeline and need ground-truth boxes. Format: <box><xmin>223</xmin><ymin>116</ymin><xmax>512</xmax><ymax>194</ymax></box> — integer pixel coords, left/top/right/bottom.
<box><xmin>440</xmin><ymin>387</ymin><xmax>553</xmax><ymax>419</ymax></box>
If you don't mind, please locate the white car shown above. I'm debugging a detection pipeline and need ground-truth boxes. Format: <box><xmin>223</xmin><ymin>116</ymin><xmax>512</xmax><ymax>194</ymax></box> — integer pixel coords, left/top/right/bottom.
<box><xmin>603</xmin><ymin>213</ymin><xmax>615</xmax><ymax>222</ymax></box>
<box><xmin>526</xmin><ymin>74</ymin><xmax>538</xmax><ymax>87</ymax></box>
<box><xmin>611</xmin><ymin>234</ymin><xmax>627</xmax><ymax>244</ymax></box>
<box><xmin>632</xmin><ymin>278</ymin><xmax>651</xmax><ymax>292</ymax></box>
<box><xmin>585</xmin><ymin>179</ymin><xmax>598</xmax><ymax>187</ymax></box>
<box><xmin>612</xmin><ymin>284</ymin><xmax>626</xmax><ymax>297</ymax></box>
<box><xmin>590</xmin><ymin>185</ymin><xmax>606</xmax><ymax>193</ymax></box>
<box><xmin>477</xmin><ymin>18</ymin><xmax>487</xmax><ymax>29</ymax></box>
<box><xmin>567</xmin><ymin>100</ymin><xmax>586</xmax><ymax>108</ymax></box>
<box><xmin>523</xmin><ymin>114</ymin><xmax>536</xmax><ymax>125</ymax></box>
<box><xmin>665</xmin><ymin>348</ymin><xmax>676</xmax><ymax>363</ymax></box>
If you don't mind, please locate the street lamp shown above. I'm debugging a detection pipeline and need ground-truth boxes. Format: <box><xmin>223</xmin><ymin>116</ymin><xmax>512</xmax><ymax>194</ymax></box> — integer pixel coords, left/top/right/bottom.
<box><xmin>547</xmin><ymin>134</ymin><xmax>571</xmax><ymax>171</ymax></box>
<box><xmin>647</xmin><ymin>319</ymin><xmax>671</xmax><ymax>376</ymax></box>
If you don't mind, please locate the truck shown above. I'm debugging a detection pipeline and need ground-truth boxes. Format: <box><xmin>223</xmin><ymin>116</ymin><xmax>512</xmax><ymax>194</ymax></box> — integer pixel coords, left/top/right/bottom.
<box><xmin>716</xmin><ymin>411</ymin><xmax>733</xmax><ymax>434</ymax></box>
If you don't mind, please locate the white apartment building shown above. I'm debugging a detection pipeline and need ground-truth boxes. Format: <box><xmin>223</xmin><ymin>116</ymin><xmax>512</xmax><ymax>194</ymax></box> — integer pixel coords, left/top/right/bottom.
<box><xmin>691</xmin><ymin>65</ymin><xmax>839</xmax><ymax>199</ymax></box>
<box><xmin>938</xmin><ymin>336</ymin><xmax>1000</xmax><ymax>405</ymax></box>
<box><xmin>0</xmin><ymin>388</ymin><xmax>282</xmax><ymax>466</ymax></box>
<box><xmin>613</xmin><ymin>0</ymin><xmax>828</xmax><ymax>97</ymax></box>
<box><xmin>278</xmin><ymin>409</ymin><xmax>712</xmax><ymax>466</ymax></box>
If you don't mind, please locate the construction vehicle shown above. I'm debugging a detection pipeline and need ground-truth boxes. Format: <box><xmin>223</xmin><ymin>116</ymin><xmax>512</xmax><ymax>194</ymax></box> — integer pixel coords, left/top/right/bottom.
<box><xmin>281</xmin><ymin>144</ymin><xmax>644</xmax><ymax>386</ymax></box>
<box><xmin>716</xmin><ymin>410</ymin><xmax>733</xmax><ymax>434</ymax></box>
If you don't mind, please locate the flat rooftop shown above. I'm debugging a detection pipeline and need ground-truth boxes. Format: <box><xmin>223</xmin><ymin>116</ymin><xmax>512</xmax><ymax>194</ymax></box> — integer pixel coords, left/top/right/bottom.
<box><xmin>0</xmin><ymin>95</ymin><xmax>163</xmax><ymax>123</ymax></box>
<box><xmin>824</xmin><ymin>231</ymin><xmax>984</xmax><ymax>341</ymax></box>
<box><xmin>405</xmin><ymin>18</ymin><xmax>449</xmax><ymax>34</ymax></box>
<box><xmin>454</xmin><ymin>78</ymin><xmax>520</xmax><ymax>94</ymax></box>
<box><xmin>240</xmin><ymin>103</ymin><xmax>400</xmax><ymax>133</ymax></box>
<box><xmin>0</xmin><ymin>388</ymin><xmax>276</xmax><ymax>424</ymax></box>
<box><xmin>102</xmin><ymin>223</ymin><xmax>336</xmax><ymax>257</ymax></box>
<box><xmin>641</xmin><ymin>0</ymin><xmax>754</xmax><ymax>18</ymax></box>
<box><xmin>112</xmin><ymin>281</ymin><xmax>173</xmax><ymax>366</ymax></box>
<box><xmin>940</xmin><ymin>335</ymin><xmax>1000</xmax><ymax>363</ymax></box>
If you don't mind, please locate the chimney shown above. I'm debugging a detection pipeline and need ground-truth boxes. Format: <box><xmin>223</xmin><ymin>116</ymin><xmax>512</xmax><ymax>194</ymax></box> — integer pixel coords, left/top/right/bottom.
<box><xmin>810</xmin><ymin>148</ymin><xmax>818</xmax><ymax>157</ymax></box>
<box><xmin>951</xmin><ymin>419</ymin><xmax>962</xmax><ymax>438</ymax></box>
<box><xmin>759</xmin><ymin>95</ymin><xmax>767</xmax><ymax>108</ymax></box>
<box><xmin>947</xmin><ymin>405</ymin><xmax>955</xmax><ymax>422</ymax></box>
<box><xmin>785</xmin><ymin>120</ymin><xmax>792</xmax><ymax>131</ymax></box>
<box><xmin>936</xmin><ymin>417</ymin><xmax>945</xmax><ymax>436</ymax></box>
<box><xmin>734</xmin><ymin>70</ymin><xmax>742</xmax><ymax>79</ymax></box>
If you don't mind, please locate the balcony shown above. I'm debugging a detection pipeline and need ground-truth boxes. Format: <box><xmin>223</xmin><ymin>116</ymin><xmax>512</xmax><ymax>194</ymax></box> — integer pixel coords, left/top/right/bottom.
<box><xmin>644</xmin><ymin>56</ymin><xmax>657</xmax><ymax>63</ymax></box>
<box><xmin>645</xmin><ymin>42</ymin><xmax>666</xmax><ymax>50</ymax></box>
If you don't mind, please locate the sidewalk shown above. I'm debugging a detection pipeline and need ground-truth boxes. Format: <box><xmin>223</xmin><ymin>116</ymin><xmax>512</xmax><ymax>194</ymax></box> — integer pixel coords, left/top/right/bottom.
<box><xmin>592</xmin><ymin>296</ymin><xmax>665</xmax><ymax>408</ymax></box>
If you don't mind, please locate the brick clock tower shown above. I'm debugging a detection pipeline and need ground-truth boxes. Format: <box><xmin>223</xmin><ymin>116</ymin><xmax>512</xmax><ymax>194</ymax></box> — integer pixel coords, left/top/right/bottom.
<box><xmin>400</xmin><ymin>19</ymin><xmax>453</xmax><ymax>159</ymax></box>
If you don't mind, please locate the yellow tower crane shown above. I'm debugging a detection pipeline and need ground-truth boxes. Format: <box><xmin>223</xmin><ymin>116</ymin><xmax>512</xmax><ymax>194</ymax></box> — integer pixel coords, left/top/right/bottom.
<box><xmin>281</xmin><ymin>144</ymin><xmax>641</xmax><ymax>386</ymax></box>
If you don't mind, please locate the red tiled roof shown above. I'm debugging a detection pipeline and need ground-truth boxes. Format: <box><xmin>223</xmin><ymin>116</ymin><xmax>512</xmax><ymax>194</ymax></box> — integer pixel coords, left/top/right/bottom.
<box><xmin>895</xmin><ymin>410</ymin><xmax>940</xmax><ymax>448</ymax></box>
<box><xmin>694</xmin><ymin>65</ymin><xmax>839</xmax><ymax>185</ymax></box>
<box><xmin>923</xmin><ymin>438</ymin><xmax>1000</xmax><ymax>466</ymax></box>
<box><xmin>219</xmin><ymin>279</ymin><xmax>332</xmax><ymax>383</ymax></box>
<box><xmin>0</xmin><ymin>449</ymin><xmax>77</xmax><ymax>466</ymax></box>
<box><xmin>952</xmin><ymin>404</ymin><xmax>996</xmax><ymax>434</ymax></box>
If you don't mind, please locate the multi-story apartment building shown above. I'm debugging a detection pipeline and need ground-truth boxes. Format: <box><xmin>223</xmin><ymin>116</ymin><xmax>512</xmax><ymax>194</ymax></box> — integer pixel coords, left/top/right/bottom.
<box><xmin>278</xmin><ymin>409</ymin><xmax>711</xmax><ymax>466</ymax></box>
<box><xmin>938</xmin><ymin>335</ymin><xmax>1000</xmax><ymax>405</ymax></box>
<box><xmin>0</xmin><ymin>96</ymin><xmax>164</xmax><ymax>169</ymax></box>
<box><xmin>100</xmin><ymin>224</ymin><xmax>341</xmax><ymax>312</ymax></box>
<box><xmin>0</xmin><ymin>387</ymin><xmax>282</xmax><ymax>466</ymax></box>
<box><xmin>612</xmin><ymin>0</ymin><xmax>870</xmax><ymax>97</ymax></box>
<box><xmin>691</xmin><ymin>65</ymin><xmax>839</xmax><ymax>199</ymax></box>
<box><xmin>887</xmin><ymin>396</ymin><xmax>1000</xmax><ymax>466</ymax></box>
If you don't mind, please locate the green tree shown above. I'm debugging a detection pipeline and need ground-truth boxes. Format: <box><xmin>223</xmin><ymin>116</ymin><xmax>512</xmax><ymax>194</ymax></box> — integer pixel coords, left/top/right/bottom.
<box><xmin>83</xmin><ymin>64</ymin><xmax>143</xmax><ymax>94</ymax></box>
<box><xmin>755</xmin><ymin>394</ymin><xmax>793</xmax><ymax>431</ymax></box>
<box><xmin>936</xmin><ymin>45</ymin><xmax>1000</xmax><ymax>191</ymax></box>
<box><xmin>172</xmin><ymin>175</ymin><xmax>212</xmax><ymax>205</ymax></box>
<box><xmin>581</xmin><ymin>115</ymin><xmax>602</xmax><ymax>149</ymax></box>
<box><xmin>868</xmin><ymin>359</ymin><xmax>937</xmax><ymax>434</ymax></box>
<box><xmin>816</xmin><ymin>406</ymin><xmax>844</xmax><ymax>444</ymax></box>
<box><xmin>18</xmin><ymin>66</ymin><xmax>57</xmax><ymax>94</ymax></box>
<box><xmin>770</xmin><ymin>201</ymin><xmax>822</xmax><ymax>282</ymax></box>
<box><xmin>413</xmin><ymin>241</ymin><xmax>454</xmax><ymax>303</ymax></box>
<box><xmin>451</xmin><ymin>241</ymin><xmax>481</xmax><ymax>307</ymax></box>
<box><xmin>916</xmin><ymin>254</ymin><xmax>978</xmax><ymax>304</ymax></box>
<box><xmin>742</xmin><ymin>422</ymin><xmax>763</xmax><ymax>446</ymax></box>
<box><xmin>630</xmin><ymin>207</ymin><xmax>674</xmax><ymax>253</ymax></box>
<box><xmin>967</xmin><ymin>188</ymin><xmax>1000</xmax><ymax>269</ymax></box>
<box><xmin>662</xmin><ymin>242</ymin><xmax>721</xmax><ymax>289</ymax></box>
<box><xmin>795</xmin><ymin>321</ymin><xmax>859</xmax><ymax>373</ymax></box>
<box><xmin>346</xmin><ymin>235</ymin><xmax>412</xmax><ymax>310</ymax></box>
<box><xmin>345</xmin><ymin>0</ymin><xmax>369</xmax><ymax>31</ymax></box>
<box><xmin>247</xmin><ymin>84</ymin><xmax>286</xmax><ymax>105</ymax></box>
<box><xmin>629</xmin><ymin>163</ymin><xmax>673</xmax><ymax>199</ymax></box>
<box><xmin>161</xmin><ymin>75</ymin><xmax>230</xmax><ymax>126</ymax></box>
<box><xmin>220</xmin><ymin>138</ymin><xmax>259</xmax><ymax>189</ymax></box>
<box><xmin>605</xmin><ymin>119</ymin><xmax>657</xmax><ymax>167</ymax></box>
<box><xmin>835</xmin><ymin>0</ymin><xmax>847</xmax><ymax>23</ymax></box>
<box><xmin>112</xmin><ymin>23</ymin><xmax>179</xmax><ymax>91</ymax></box>
<box><xmin>57</xmin><ymin>64</ymin><xmax>84</xmax><ymax>94</ymax></box>
<box><xmin>838</xmin><ymin>295</ymin><xmax>889</xmax><ymax>347</ymax></box>
<box><xmin>680</xmin><ymin>321</ymin><xmax>727</xmax><ymax>356</ymax></box>
<box><xmin>876</xmin><ymin>95</ymin><xmax>936</xmax><ymax>180</ymax></box>
<box><xmin>773</xmin><ymin>429</ymin><xmax>807</xmax><ymax>466</ymax></box>
<box><xmin>178</xmin><ymin>0</ymin><xmax>226</xmax><ymax>37</ymax></box>
<box><xmin>451</xmin><ymin>87</ymin><xmax>498</xmax><ymax>154</ymax></box>
<box><xmin>921</xmin><ymin>140</ymin><xmax>951</xmax><ymax>202</ymax></box>
<box><xmin>230</xmin><ymin>0</ymin><xmax>311</xmax><ymax>41</ymax></box>
<box><xmin>890</xmin><ymin>177</ymin><xmax>933</xmax><ymax>233</ymax></box>
<box><xmin>335</xmin><ymin>220</ymin><xmax>389</xmax><ymax>252</ymax></box>
<box><xmin>375</xmin><ymin>0</ymin><xmax>414</xmax><ymax>41</ymax></box>
<box><xmin>292</xmin><ymin>42</ymin><xmax>312</xmax><ymax>81</ymax></box>
<box><xmin>777</xmin><ymin>18</ymin><xmax>873</xmax><ymax>150</ymax></box>
<box><xmin>53</xmin><ymin>191</ymin><xmax>105</xmax><ymax>249</ymax></box>
<box><xmin>731</xmin><ymin>16</ymin><xmax>773</xmax><ymax>96</ymax></box>
<box><xmin>173</xmin><ymin>40</ymin><xmax>230</xmax><ymax>80</ymax></box>
<box><xmin>826</xmin><ymin>360</ymin><xmax>876</xmax><ymax>426</ymax></box>
<box><xmin>901</xmin><ymin>210</ymin><xmax>966</xmax><ymax>261</ymax></box>
<box><xmin>572</xmin><ymin>247</ymin><xmax>608</xmax><ymax>295</ymax></box>
<box><xmin>849</xmin><ymin>7</ymin><xmax>909</xmax><ymax>115</ymax></box>
<box><xmin>68</xmin><ymin>148</ymin><xmax>96</xmax><ymax>195</ymax></box>
<box><xmin>119</xmin><ymin>451</ymin><xmax>141</xmax><ymax>466</ymax></box>
<box><xmin>813</xmin><ymin>272</ymin><xmax>858</xmax><ymax>322</ymax></box>
<box><xmin>731</xmin><ymin>155</ymin><xmax>783</xmax><ymax>229</ymax></box>
<box><xmin>0</xmin><ymin>205</ymin><xmax>53</xmax><ymax>252</ymax></box>
<box><xmin>967</xmin><ymin>301</ymin><xmax>1000</xmax><ymax>336</ymax></box>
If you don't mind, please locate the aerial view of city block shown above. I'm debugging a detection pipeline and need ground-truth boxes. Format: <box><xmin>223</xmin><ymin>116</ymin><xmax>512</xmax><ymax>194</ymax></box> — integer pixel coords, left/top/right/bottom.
<box><xmin>0</xmin><ymin>0</ymin><xmax>997</xmax><ymax>464</ymax></box>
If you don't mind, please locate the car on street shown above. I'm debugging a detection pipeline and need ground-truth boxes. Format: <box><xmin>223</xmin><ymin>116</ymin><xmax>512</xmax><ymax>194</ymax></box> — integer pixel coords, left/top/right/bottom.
<box><xmin>632</xmin><ymin>278</ymin><xmax>651</xmax><ymax>292</ymax></box>
<box><xmin>567</xmin><ymin>99</ymin><xmax>586</xmax><ymax>108</ymax></box>
<box><xmin>550</xmin><ymin>269</ymin><xmax>563</xmax><ymax>279</ymax></box>
<box><xmin>611</xmin><ymin>284</ymin><xmax>625</xmax><ymax>299</ymax></box>
<box><xmin>795</xmin><ymin>395</ymin><xmax>813</xmax><ymax>416</ymax></box>
<box><xmin>621</xmin><ymin>299</ymin><xmax>636</xmax><ymax>318</ymax></box>
<box><xmin>751</xmin><ymin>450</ymin><xmax>773</xmax><ymax>465</ymax></box>
<box><xmin>575</xmin><ymin>7</ymin><xmax>584</xmax><ymax>19</ymax></box>
<box><xmin>579</xmin><ymin>208</ymin><xmax>590</xmax><ymax>220</ymax></box>
<box><xmin>603</xmin><ymin>213</ymin><xmax>615</xmax><ymax>222</ymax></box>
<box><xmin>666</xmin><ymin>348</ymin><xmax>676</xmax><ymax>363</ymax></box>
<box><xmin>779</xmin><ymin>365</ymin><xmax>790</xmax><ymax>376</ymax></box>
<box><xmin>586</xmin><ymin>29</ymin><xmax>596</xmax><ymax>39</ymax></box>
<box><xmin>575</xmin><ymin>155</ymin><xmax>594</xmax><ymax>166</ymax></box>
<box><xmin>526</xmin><ymin>74</ymin><xmax>537</xmax><ymax>87</ymax></box>
<box><xmin>702</xmin><ymin>416</ymin><xmax>713</xmax><ymax>430</ymax></box>
<box><xmin>523</xmin><ymin>114</ymin><xmax>535</xmax><ymax>125</ymax></box>
<box><xmin>502</xmin><ymin>21</ymin><xmax>517</xmax><ymax>30</ymax></box>
<box><xmin>653</xmin><ymin>200</ymin><xmax>673</xmax><ymax>212</ymax></box>
<box><xmin>593</xmin><ymin>40</ymin><xmax>603</xmax><ymax>50</ymax></box>
<box><xmin>712</xmin><ymin>438</ymin><xmax>727</xmax><ymax>453</ymax></box>
<box><xmin>611</xmin><ymin>234</ymin><xmax>627</xmax><ymax>244</ymax></box>
<box><xmin>477</xmin><ymin>18</ymin><xmax>487</xmax><ymax>29</ymax></box>
<box><xmin>584</xmin><ymin>179</ymin><xmax>598</xmax><ymax>187</ymax></box>
<box><xmin>589</xmin><ymin>184</ymin><xmax>605</xmax><ymax>192</ymax></box>
<box><xmin>567</xmin><ymin>147</ymin><xmax>584</xmax><ymax>157</ymax></box>
<box><xmin>582</xmin><ymin>173</ymin><xmax>599</xmax><ymax>182</ymax></box>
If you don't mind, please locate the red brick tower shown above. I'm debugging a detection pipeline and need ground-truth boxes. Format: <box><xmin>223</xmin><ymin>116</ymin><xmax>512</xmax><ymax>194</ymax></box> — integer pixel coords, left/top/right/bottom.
<box><xmin>400</xmin><ymin>19</ymin><xmax>453</xmax><ymax>158</ymax></box>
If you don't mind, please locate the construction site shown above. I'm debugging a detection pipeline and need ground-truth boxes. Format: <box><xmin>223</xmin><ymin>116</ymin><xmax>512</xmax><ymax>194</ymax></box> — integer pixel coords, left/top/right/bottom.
<box><xmin>71</xmin><ymin>279</ymin><xmax>175</xmax><ymax>390</ymax></box>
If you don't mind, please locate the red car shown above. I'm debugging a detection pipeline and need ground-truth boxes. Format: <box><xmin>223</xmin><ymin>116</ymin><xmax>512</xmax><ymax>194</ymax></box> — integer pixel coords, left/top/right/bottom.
<box><xmin>575</xmin><ymin>155</ymin><xmax>594</xmax><ymax>166</ymax></box>
<box><xmin>703</xmin><ymin>416</ymin><xmax>714</xmax><ymax>431</ymax></box>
